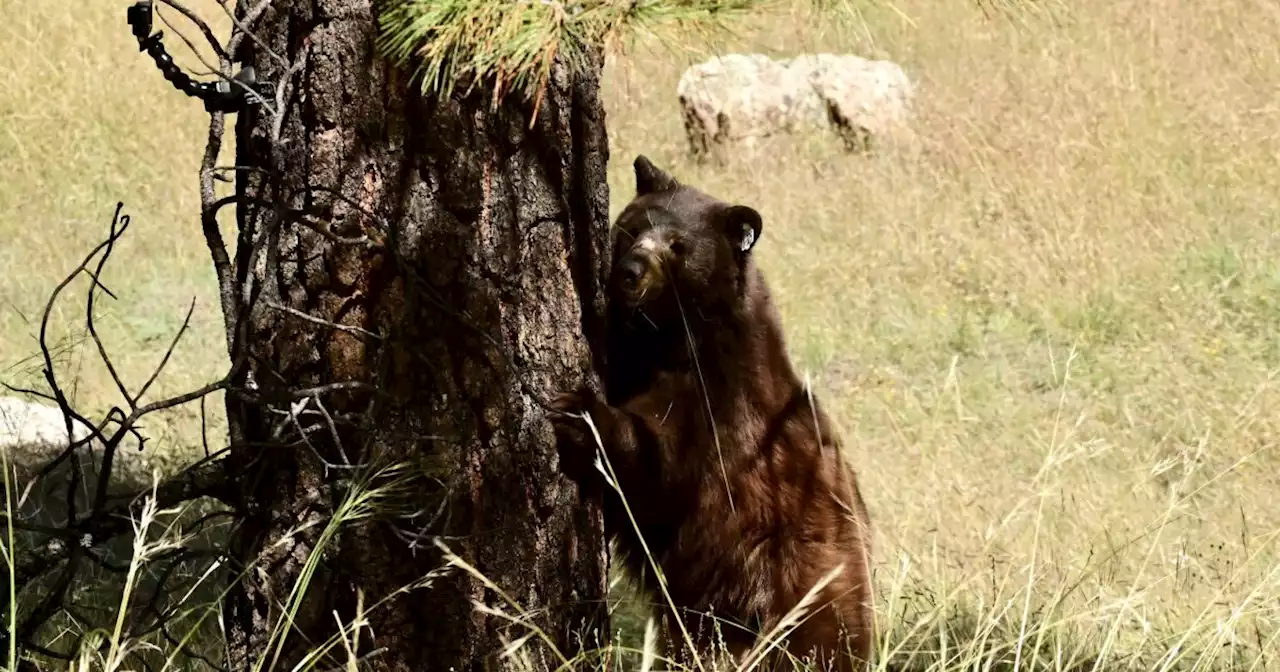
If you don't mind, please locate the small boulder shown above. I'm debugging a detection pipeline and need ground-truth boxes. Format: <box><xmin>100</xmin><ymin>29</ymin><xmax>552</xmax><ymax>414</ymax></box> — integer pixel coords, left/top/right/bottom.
<box><xmin>676</xmin><ymin>52</ymin><xmax>915</xmax><ymax>155</ymax></box>
<box><xmin>0</xmin><ymin>396</ymin><xmax>150</xmax><ymax>529</ymax></box>
<box><xmin>0</xmin><ymin>395</ymin><xmax>95</xmax><ymax>466</ymax></box>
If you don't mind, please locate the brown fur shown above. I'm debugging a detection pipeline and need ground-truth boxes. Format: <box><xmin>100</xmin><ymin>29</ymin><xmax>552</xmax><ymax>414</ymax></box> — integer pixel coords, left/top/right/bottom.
<box><xmin>552</xmin><ymin>156</ymin><xmax>875</xmax><ymax>671</ymax></box>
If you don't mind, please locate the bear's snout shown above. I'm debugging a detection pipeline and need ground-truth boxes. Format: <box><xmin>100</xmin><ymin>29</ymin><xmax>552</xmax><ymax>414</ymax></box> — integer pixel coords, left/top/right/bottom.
<box><xmin>615</xmin><ymin>247</ymin><xmax>667</xmax><ymax>307</ymax></box>
<box><xmin>617</xmin><ymin>255</ymin><xmax>647</xmax><ymax>291</ymax></box>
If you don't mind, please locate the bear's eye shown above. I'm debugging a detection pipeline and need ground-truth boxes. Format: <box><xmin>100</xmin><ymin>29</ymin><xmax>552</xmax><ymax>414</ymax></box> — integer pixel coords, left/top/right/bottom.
<box><xmin>670</xmin><ymin>240</ymin><xmax>687</xmax><ymax>256</ymax></box>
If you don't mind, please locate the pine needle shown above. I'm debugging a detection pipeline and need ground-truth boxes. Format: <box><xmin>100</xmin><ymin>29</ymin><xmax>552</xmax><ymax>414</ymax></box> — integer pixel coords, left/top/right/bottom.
<box><xmin>377</xmin><ymin>0</ymin><xmax>761</xmax><ymax>106</ymax></box>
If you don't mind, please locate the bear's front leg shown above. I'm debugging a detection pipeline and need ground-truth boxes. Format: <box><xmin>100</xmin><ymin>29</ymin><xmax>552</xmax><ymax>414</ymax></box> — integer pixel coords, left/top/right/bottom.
<box><xmin>549</xmin><ymin>384</ymin><xmax>623</xmax><ymax>485</ymax></box>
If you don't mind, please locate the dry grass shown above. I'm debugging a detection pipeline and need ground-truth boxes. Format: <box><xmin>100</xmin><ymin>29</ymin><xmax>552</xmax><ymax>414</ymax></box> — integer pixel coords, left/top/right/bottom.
<box><xmin>4</xmin><ymin>0</ymin><xmax>1280</xmax><ymax>669</ymax></box>
<box><xmin>0</xmin><ymin>0</ymin><xmax>232</xmax><ymax>478</ymax></box>
<box><xmin>601</xmin><ymin>0</ymin><xmax>1280</xmax><ymax>666</ymax></box>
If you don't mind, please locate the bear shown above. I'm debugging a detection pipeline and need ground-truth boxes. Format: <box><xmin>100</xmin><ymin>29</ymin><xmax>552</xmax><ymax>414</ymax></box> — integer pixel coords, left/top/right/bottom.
<box><xmin>550</xmin><ymin>155</ymin><xmax>877</xmax><ymax>671</ymax></box>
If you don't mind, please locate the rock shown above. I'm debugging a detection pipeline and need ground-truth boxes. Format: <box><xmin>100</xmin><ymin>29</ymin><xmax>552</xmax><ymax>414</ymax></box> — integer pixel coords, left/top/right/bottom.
<box><xmin>0</xmin><ymin>396</ymin><xmax>151</xmax><ymax>529</ymax></box>
<box><xmin>0</xmin><ymin>395</ymin><xmax>95</xmax><ymax>465</ymax></box>
<box><xmin>676</xmin><ymin>52</ymin><xmax>915</xmax><ymax>155</ymax></box>
<box><xmin>1</xmin><ymin>396</ymin><xmax>225</xmax><ymax>632</ymax></box>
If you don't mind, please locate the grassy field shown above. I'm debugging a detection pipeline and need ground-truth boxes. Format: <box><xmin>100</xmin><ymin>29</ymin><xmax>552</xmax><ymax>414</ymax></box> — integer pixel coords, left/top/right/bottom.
<box><xmin>0</xmin><ymin>0</ymin><xmax>234</xmax><ymax>480</ymax></box>
<box><xmin>4</xmin><ymin>0</ymin><xmax>1280</xmax><ymax>669</ymax></box>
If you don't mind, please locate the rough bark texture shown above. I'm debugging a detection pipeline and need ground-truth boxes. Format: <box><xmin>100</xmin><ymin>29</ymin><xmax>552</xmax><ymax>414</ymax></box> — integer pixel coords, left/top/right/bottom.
<box><xmin>224</xmin><ymin>1</ymin><xmax>611</xmax><ymax>669</ymax></box>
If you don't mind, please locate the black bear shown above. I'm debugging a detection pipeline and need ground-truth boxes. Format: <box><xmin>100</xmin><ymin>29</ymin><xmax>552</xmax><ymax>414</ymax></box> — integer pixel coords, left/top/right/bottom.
<box><xmin>552</xmin><ymin>156</ymin><xmax>875</xmax><ymax>671</ymax></box>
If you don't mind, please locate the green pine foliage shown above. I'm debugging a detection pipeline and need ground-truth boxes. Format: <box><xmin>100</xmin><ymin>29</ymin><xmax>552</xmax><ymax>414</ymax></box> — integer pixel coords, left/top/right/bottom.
<box><xmin>377</xmin><ymin>0</ymin><xmax>803</xmax><ymax>104</ymax></box>
<box><xmin>375</xmin><ymin>0</ymin><xmax>1048</xmax><ymax>106</ymax></box>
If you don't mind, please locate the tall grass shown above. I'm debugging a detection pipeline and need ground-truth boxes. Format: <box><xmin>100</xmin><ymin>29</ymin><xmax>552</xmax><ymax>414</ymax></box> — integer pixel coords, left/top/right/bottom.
<box><xmin>0</xmin><ymin>463</ymin><xmax>442</xmax><ymax>671</ymax></box>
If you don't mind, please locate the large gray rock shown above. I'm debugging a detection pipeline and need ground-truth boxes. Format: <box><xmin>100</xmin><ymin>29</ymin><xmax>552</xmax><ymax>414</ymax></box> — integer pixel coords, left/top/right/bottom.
<box><xmin>676</xmin><ymin>52</ymin><xmax>915</xmax><ymax>154</ymax></box>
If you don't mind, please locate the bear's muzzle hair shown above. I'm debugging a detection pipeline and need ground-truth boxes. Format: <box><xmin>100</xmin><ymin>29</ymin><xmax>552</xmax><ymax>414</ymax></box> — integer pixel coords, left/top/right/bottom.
<box><xmin>617</xmin><ymin>243</ymin><xmax>669</xmax><ymax>307</ymax></box>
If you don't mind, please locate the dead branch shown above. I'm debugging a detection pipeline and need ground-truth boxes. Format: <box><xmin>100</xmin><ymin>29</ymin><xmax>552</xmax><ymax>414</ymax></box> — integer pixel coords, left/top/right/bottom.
<box><xmin>155</xmin><ymin>0</ymin><xmax>230</xmax><ymax>62</ymax></box>
<box><xmin>84</xmin><ymin>208</ymin><xmax>136</xmax><ymax>410</ymax></box>
<box><xmin>2</xmin><ymin>205</ymin><xmax>237</xmax><ymax>666</ymax></box>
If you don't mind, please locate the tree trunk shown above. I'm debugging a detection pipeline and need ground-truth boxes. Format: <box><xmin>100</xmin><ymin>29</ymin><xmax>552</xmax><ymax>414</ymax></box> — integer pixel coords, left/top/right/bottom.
<box><xmin>223</xmin><ymin>2</ymin><xmax>611</xmax><ymax>670</ymax></box>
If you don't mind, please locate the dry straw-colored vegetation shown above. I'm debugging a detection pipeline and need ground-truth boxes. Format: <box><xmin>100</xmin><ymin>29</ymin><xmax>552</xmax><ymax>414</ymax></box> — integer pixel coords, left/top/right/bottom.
<box><xmin>3</xmin><ymin>0</ymin><xmax>1280</xmax><ymax>669</ymax></box>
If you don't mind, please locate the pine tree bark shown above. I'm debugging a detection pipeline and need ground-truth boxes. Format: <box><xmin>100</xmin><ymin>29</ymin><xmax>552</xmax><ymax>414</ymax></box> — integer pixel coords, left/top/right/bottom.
<box><xmin>223</xmin><ymin>1</ymin><xmax>611</xmax><ymax>669</ymax></box>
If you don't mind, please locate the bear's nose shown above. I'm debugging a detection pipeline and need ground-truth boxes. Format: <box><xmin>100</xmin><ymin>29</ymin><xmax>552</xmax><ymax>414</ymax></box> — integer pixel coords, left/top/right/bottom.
<box><xmin>617</xmin><ymin>256</ymin><xmax>646</xmax><ymax>289</ymax></box>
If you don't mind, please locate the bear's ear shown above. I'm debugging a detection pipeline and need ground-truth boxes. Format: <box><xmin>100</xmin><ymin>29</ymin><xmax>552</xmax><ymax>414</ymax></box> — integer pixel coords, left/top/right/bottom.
<box><xmin>634</xmin><ymin>155</ymin><xmax>679</xmax><ymax>195</ymax></box>
<box><xmin>719</xmin><ymin>204</ymin><xmax>763</xmax><ymax>254</ymax></box>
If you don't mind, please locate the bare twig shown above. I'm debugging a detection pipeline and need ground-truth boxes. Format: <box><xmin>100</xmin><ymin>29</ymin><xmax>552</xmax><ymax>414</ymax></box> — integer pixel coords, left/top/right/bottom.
<box><xmin>36</xmin><ymin>205</ymin><xmax>128</xmax><ymax>424</ymax></box>
<box><xmin>285</xmin><ymin>399</ymin><xmax>357</xmax><ymax>474</ymax></box>
<box><xmin>27</xmin><ymin>206</ymin><xmax>132</xmax><ymax>483</ymax></box>
<box><xmin>2</xmin><ymin>382</ymin><xmax>59</xmax><ymax>404</ymax></box>
<box><xmin>155</xmin><ymin>4</ymin><xmax>226</xmax><ymax>76</ymax></box>
<box><xmin>215</xmin><ymin>0</ymin><xmax>286</xmax><ymax>67</ymax></box>
<box><xmin>312</xmin><ymin>397</ymin><xmax>351</xmax><ymax>466</ymax></box>
<box><xmin>77</xmin><ymin>267</ymin><xmax>119</xmax><ymax>300</ymax></box>
<box><xmin>156</xmin><ymin>0</ymin><xmax>230</xmax><ymax>62</ymax></box>
<box><xmin>233</xmin><ymin>380</ymin><xmax>382</xmax><ymax>405</ymax></box>
<box><xmin>293</xmin><ymin>185</ymin><xmax>393</xmax><ymax>232</ymax></box>
<box><xmin>135</xmin><ymin>297</ymin><xmax>198</xmax><ymax>403</ymax></box>
<box><xmin>294</xmin><ymin>214</ymin><xmax>379</xmax><ymax>248</ymax></box>
<box><xmin>200</xmin><ymin>115</ymin><xmax>238</xmax><ymax>353</ymax></box>
<box><xmin>264</xmin><ymin>301</ymin><xmax>384</xmax><ymax>342</ymax></box>
<box><xmin>84</xmin><ymin>210</ymin><xmax>136</xmax><ymax>410</ymax></box>
<box><xmin>200</xmin><ymin>395</ymin><xmax>211</xmax><ymax>458</ymax></box>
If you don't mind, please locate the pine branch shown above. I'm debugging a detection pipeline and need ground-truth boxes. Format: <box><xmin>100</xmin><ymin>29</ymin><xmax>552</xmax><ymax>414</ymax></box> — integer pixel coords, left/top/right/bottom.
<box><xmin>376</xmin><ymin>0</ymin><xmax>763</xmax><ymax>104</ymax></box>
<box><xmin>376</xmin><ymin>0</ymin><xmax>1050</xmax><ymax>105</ymax></box>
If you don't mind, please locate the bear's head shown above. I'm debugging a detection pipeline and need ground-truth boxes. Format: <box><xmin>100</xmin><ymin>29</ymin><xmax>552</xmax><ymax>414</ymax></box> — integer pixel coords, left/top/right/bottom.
<box><xmin>609</xmin><ymin>155</ymin><xmax>764</xmax><ymax>326</ymax></box>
